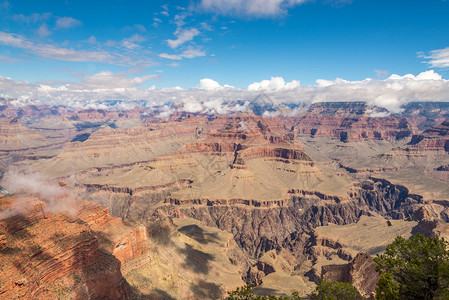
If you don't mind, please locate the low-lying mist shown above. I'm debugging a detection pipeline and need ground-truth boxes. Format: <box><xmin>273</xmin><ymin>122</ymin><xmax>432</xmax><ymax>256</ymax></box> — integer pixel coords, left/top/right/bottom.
<box><xmin>0</xmin><ymin>169</ymin><xmax>79</xmax><ymax>219</ymax></box>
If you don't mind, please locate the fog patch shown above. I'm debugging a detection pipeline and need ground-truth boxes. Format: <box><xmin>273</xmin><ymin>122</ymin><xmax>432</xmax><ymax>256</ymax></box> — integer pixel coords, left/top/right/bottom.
<box><xmin>0</xmin><ymin>169</ymin><xmax>79</xmax><ymax>219</ymax></box>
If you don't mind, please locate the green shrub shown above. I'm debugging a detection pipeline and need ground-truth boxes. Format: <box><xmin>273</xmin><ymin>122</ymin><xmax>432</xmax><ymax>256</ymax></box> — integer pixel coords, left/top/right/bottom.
<box><xmin>310</xmin><ymin>280</ymin><xmax>362</xmax><ymax>300</ymax></box>
<box><xmin>374</xmin><ymin>234</ymin><xmax>449</xmax><ymax>300</ymax></box>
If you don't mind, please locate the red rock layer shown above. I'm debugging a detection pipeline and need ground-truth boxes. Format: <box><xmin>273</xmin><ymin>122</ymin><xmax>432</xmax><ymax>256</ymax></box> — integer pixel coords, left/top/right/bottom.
<box><xmin>293</xmin><ymin>115</ymin><xmax>414</xmax><ymax>142</ymax></box>
<box><xmin>239</xmin><ymin>146</ymin><xmax>311</xmax><ymax>161</ymax></box>
<box><xmin>0</xmin><ymin>197</ymin><xmax>151</xmax><ymax>299</ymax></box>
<box><xmin>404</xmin><ymin>120</ymin><xmax>449</xmax><ymax>152</ymax></box>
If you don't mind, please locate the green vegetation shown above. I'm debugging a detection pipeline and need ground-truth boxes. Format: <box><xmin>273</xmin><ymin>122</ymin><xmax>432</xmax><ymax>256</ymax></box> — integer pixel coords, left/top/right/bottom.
<box><xmin>310</xmin><ymin>280</ymin><xmax>362</xmax><ymax>300</ymax></box>
<box><xmin>374</xmin><ymin>234</ymin><xmax>449</xmax><ymax>300</ymax></box>
<box><xmin>226</xmin><ymin>285</ymin><xmax>301</xmax><ymax>300</ymax></box>
<box><xmin>226</xmin><ymin>281</ymin><xmax>361</xmax><ymax>300</ymax></box>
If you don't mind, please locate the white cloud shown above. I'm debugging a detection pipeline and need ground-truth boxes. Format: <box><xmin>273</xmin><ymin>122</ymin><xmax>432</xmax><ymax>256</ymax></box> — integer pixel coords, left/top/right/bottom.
<box><xmin>0</xmin><ymin>31</ymin><xmax>154</xmax><ymax>66</ymax></box>
<box><xmin>183</xmin><ymin>100</ymin><xmax>204</xmax><ymax>112</ymax></box>
<box><xmin>159</xmin><ymin>47</ymin><xmax>206</xmax><ymax>60</ymax></box>
<box><xmin>316</xmin><ymin>77</ymin><xmax>348</xmax><ymax>87</ymax></box>
<box><xmin>55</xmin><ymin>16</ymin><xmax>82</xmax><ymax>29</ymax></box>
<box><xmin>199</xmin><ymin>78</ymin><xmax>221</xmax><ymax>90</ymax></box>
<box><xmin>153</xmin><ymin>17</ymin><xmax>162</xmax><ymax>27</ymax></box>
<box><xmin>30</xmin><ymin>43</ymin><xmax>114</xmax><ymax>63</ymax></box>
<box><xmin>386</xmin><ymin>70</ymin><xmax>442</xmax><ymax>81</ymax></box>
<box><xmin>198</xmin><ymin>0</ymin><xmax>308</xmax><ymax>17</ymax></box>
<box><xmin>374</xmin><ymin>69</ymin><xmax>388</xmax><ymax>79</ymax></box>
<box><xmin>1</xmin><ymin>71</ymin><xmax>449</xmax><ymax>116</ymax></box>
<box><xmin>248</xmin><ymin>76</ymin><xmax>300</xmax><ymax>90</ymax></box>
<box><xmin>69</xmin><ymin>70</ymin><xmax>157</xmax><ymax>90</ymax></box>
<box><xmin>121</xmin><ymin>33</ymin><xmax>146</xmax><ymax>49</ymax></box>
<box><xmin>86</xmin><ymin>35</ymin><xmax>97</xmax><ymax>44</ymax></box>
<box><xmin>180</xmin><ymin>47</ymin><xmax>206</xmax><ymax>58</ymax></box>
<box><xmin>125</xmin><ymin>33</ymin><xmax>146</xmax><ymax>43</ymax></box>
<box><xmin>37</xmin><ymin>23</ymin><xmax>51</xmax><ymax>37</ymax></box>
<box><xmin>199</xmin><ymin>78</ymin><xmax>234</xmax><ymax>90</ymax></box>
<box><xmin>0</xmin><ymin>31</ymin><xmax>31</xmax><ymax>48</ymax></box>
<box><xmin>420</xmin><ymin>47</ymin><xmax>449</xmax><ymax>68</ymax></box>
<box><xmin>167</xmin><ymin>28</ymin><xmax>200</xmax><ymax>48</ymax></box>
<box><xmin>159</xmin><ymin>53</ymin><xmax>182</xmax><ymax>60</ymax></box>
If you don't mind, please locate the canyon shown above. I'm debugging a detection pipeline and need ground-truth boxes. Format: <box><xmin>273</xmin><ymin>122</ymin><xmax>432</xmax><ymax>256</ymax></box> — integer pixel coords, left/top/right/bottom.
<box><xmin>1</xmin><ymin>101</ymin><xmax>449</xmax><ymax>299</ymax></box>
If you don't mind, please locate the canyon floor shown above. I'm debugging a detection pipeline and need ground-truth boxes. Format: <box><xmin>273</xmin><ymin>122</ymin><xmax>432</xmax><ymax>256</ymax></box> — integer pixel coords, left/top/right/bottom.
<box><xmin>1</xmin><ymin>101</ymin><xmax>449</xmax><ymax>299</ymax></box>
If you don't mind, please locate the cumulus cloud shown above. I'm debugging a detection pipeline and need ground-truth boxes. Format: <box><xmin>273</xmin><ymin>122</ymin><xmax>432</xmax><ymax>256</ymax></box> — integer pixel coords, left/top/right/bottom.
<box><xmin>248</xmin><ymin>76</ymin><xmax>300</xmax><ymax>90</ymax></box>
<box><xmin>199</xmin><ymin>78</ymin><xmax>234</xmax><ymax>90</ymax></box>
<box><xmin>1</xmin><ymin>71</ymin><xmax>449</xmax><ymax>115</ymax></box>
<box><xmin>420</xmin><ymin>46</ymin><xmax>449</xmax><ymax>68</ymax></box>
<box><xmin>197</xmin><ymin>0</ymin><xmax>308</xmax><ymax>17</ymax></box>
<box><xmin>183</xmin><ymin>100</ymin><xmax>204</xmax><ymax>112</ymax></box>
<box><xmin>199</xmin><ymin>78</ymin><xmax>221</xmax><ymax>90</ymax></box>
<box><xmin>167</xmin><ymin>28</ymin><xmax>200</xmax><ymax>48</ymax></box>
<box><xmin>55</xmin><ymin>16</ymin><xmax>82</xmax><ymax>29</ymax></box>
<box><xmin>387</xmin><ymin>70</ymin><xmax>442</xmax><ymax>81</ymax></box>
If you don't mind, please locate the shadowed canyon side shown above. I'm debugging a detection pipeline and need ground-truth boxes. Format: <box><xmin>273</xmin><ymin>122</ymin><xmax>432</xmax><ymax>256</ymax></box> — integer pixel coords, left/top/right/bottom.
<box><xmin>1</xmin><ymin>102</ymin><xmax>449</xmax><ymax>298</ymax></box>
<box><xmin>0</xmin><ymin>197</ymin><xmax>133</xmax><ymax>299</ymax></box>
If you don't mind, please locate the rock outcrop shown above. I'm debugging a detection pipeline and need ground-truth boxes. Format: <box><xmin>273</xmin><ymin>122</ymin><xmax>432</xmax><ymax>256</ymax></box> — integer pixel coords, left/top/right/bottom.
<box><xmin>405</xmin><ymin>120</ymin><xmax>449</xmax><ymax>153</ymax></box>
<box><xmin>0</xmin><ymin>197</ymin><xmax>132</xmax><ymax>299</ymax></box>
<box><xmin>321</xmin><ymin>253</ymin><xmax>379</xmax><ymax>297</ymax></box>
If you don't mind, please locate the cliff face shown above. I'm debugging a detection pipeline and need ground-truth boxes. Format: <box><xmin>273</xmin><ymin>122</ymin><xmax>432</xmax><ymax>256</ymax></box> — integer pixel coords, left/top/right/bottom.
<box><xmin>0</xmin><ymin>197</ymin><xmax>140</xmax><ymax>299</ymax></box>
<box><xmin>321</xmin><ymin>253</ymin><xmax>379</xmax><ymax>297</ymax></box>
<box><xmin>238</xmin><ymin>147</ymin><xmax>311</xmax><ymax>161</ymax></box>
<box><xmin>97</xmin><ymin>177</ymin><xmax>420</xmax><ymax>261</ymax></box>
<box><xmin>294</xmin><ymin>115</ymin><xmax>414</xmax><ymax>142</ymax></box>
<box><xmin>405</xmin><ymin>120</ymin><xmax>449</xmax><ymax>153</ymax></box>
<box><xmin>283</xmin><ymin>102</ymin><xmax>417</xmax><ymax>142</ymax></box>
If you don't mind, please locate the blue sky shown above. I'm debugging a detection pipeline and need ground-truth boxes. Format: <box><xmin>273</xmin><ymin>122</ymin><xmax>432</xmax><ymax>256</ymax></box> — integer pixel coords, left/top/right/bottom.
<box><xmin>0</xmin><ymin>0</ymin><xmax>448</xmax><ymax>89</ymax></box>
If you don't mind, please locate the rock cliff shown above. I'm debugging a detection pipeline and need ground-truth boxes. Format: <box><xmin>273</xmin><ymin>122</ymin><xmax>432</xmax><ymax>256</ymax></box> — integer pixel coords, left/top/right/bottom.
<box><xmin>0</xmin><ymin>196</ymin><xmax>132</xmax><ymax>299</ymax></box>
